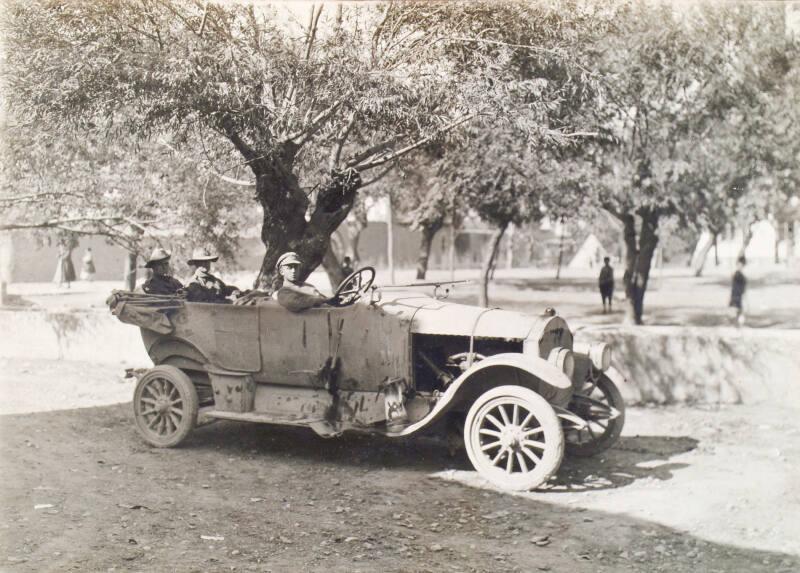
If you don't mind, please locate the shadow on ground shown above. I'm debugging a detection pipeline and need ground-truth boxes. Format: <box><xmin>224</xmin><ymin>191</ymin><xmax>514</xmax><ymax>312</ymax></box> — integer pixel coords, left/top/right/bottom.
<box><xmin>189</xmin><ymin>420</ymin><xmax>699</xmax><ymax>494</ymax></box>
<box><xmin>2</xmin><ymin>404</ymin><xmax>797</xmax><ymax>572</ymax></box>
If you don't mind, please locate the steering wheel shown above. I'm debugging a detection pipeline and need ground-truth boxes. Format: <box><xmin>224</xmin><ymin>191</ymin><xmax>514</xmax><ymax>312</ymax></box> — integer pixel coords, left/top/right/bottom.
<box><xmin>330</xmin><ymin>266</ymin><xmax>376</xmax><ymax>307</ymax></box>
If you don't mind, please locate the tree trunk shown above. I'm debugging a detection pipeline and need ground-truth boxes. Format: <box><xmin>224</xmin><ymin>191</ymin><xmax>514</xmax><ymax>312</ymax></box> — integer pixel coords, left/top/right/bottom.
<box><xmin>321</xmin><ymin>242</ymin><xmax>345</xmax><ymax>293</ymax></box>
<box><xmin>333</xmin><ymin>205</ymin><xmax>368</xmax><ymax>266</ymax></box>
<box><xmin>775</xmin><ymin>229</ymin><xmax>781</xmax><ymax>264</ymax></box>
<box><xmin>448</xmin><ymin>224</ymin><xmax>457</xmax><ymax>282</ymax></box>
<box><xmin>124</xmin><ymin>251</ymin><xmax>137</xmax><ymax>291</ymax></box>
<box><xmin>0</xmin><ymin>232</ymin><xmax>14</xmax><ymax>306</ymax></box>
<box><xmin>416</xmin><ymin>220</ymin><xmax>443</xmax><ymax>280</ymax></box>
<box><xmin>737</xmin><ymin>223</ymin><xmax>754</xmax><ymax>261</ymax></box>
<box><xmin>555</xmin><ymin>219</ymin><xmax>566</xmax><ymax>280</ymax></box>
<box><xmin>613</xmin><ymin>209</ymin><xmax>660</xmax><ymax>326</ymax></box>
<box><xmin>692</xmin><ymin>231</ymin><xmax>717</xmax><ymax>277</ymax></box>
<box><xmin>626</xmin><ymin>211</ymin><xmax>660</xmax><ymax>325</ymax></box>
<box><xmin>479</xmin><ymin>222</ymin><xmax>509</xmax><ymax>308</ymax></box>
<box><xmin>387</xmin><ymin>198</ymin><xmax>395</xmax><ymax>285</ymax></box>
<box><xmin>349</xmin><ymin>209</ymin><xmax>369</xmax><ymax>266</ymax></box>
<box><xmin>506</xmin><ymin>223</ymin><xmax>515</xmax><ymax>269</ymax></box>
<box><xmin>714</xmin><ymin>233</ymin><xmax>719</xmax><ymax>266</ymax></box>
<box><xmin>253</xmin><ymin>164</ymin><xmax>362</xmax><ymax>291</ymax></box>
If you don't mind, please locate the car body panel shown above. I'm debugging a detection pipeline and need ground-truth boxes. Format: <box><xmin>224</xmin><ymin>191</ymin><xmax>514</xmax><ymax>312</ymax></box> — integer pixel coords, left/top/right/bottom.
<box><xmin>119</xmin><ymin>288</ymin><xmax>593</xmax><ymax>436</ymax></box>
<box><xmin>388</xmin><ymin>352</ymin><xmax>573</xmax><ymax>436</ymax></box>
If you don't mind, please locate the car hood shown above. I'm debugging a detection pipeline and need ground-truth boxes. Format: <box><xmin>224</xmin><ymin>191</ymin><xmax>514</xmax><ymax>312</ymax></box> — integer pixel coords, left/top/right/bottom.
<box><xmin>375</xmin><ymin>291</ymin><xmax>542</xmax><ymax>340</ymax></box>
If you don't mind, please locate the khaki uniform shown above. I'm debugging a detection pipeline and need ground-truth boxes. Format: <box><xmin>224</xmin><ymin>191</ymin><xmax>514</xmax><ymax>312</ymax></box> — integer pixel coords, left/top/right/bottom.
<box><xmin>142</xmin><ymin>274</ymin><xmax>184</xmax><ymax>295</ymax></box>
<box><xmin>186</xmin><ymin>267</ymin><xmax>237</xmax><ymax>303</ymax></box>
<box><xmin>276</xmin><ymin>282</ymin><xmax>328</xmax><ymax>312</ymax></box>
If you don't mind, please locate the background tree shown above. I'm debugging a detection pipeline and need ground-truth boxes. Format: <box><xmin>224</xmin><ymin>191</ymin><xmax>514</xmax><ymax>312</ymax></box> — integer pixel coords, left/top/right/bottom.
<box><xmin>2</xmin><ymin>0</ymin><xmax>618</xmax><ymax>290</ymax></box>
<box><xmin>0</xmin><ymin>129</ymin><xmax>249</xmax><ymax>288</ymax></box>
<box><xmin>586</xmin><ymin>1</ymin><xmax>796</xmax><ymax>323</ymax></box>
<box><xmin>1</xmin><ymin>1</ymin><xmax>516</xmax><ymax>289</ymax></box>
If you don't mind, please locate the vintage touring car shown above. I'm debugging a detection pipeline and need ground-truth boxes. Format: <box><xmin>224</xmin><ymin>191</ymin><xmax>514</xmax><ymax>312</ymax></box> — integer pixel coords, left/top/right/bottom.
<box><xmin>108</xmin><ymin>267</ymin><xmax>626</xmax><ymax>491</ymax></box>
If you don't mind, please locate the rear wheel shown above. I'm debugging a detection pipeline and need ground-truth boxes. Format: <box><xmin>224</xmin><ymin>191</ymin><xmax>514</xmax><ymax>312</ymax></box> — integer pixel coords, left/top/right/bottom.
<box><xmin>565</xmin><ymin>373</ymin><xmax>625</xmax><ymax>457</ymax></box>
<box><xmin>464</xmin><ymin>385</ymin><xmax>564</xmax><ymax>491</ymax></box>
<box><xmin>133</xmin><ymin>365</ymin><xmax>198</xmax><ymax>447</ymax></box>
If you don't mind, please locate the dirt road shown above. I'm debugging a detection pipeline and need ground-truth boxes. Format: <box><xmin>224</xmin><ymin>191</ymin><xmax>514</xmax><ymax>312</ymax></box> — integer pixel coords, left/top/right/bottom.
<box><xmin>1</xmin><ymin>396</ymin><xmax>798</xmax><ymax>572</ymax></box>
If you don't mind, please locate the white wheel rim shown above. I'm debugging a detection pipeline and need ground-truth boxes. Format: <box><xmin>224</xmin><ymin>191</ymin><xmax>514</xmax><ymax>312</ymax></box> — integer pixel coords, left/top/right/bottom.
<box><xmin>468</xmin><ymin>394</ymin><xmax>559</xmax><ymax>489</ymax></box>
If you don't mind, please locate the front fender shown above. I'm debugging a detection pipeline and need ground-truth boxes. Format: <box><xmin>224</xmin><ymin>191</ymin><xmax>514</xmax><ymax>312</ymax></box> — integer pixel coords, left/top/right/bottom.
<box><xmin>388</xmin><ymin>353</ymin><xmax>573</xmax><ymax>437</ymax></box>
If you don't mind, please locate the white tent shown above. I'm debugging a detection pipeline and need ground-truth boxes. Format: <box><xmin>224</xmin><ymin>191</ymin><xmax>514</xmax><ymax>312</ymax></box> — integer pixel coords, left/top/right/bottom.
<box><xmin>568</xmin><ymin>233</ymin><xmax>608</xmax><ymax>269</ymax></box>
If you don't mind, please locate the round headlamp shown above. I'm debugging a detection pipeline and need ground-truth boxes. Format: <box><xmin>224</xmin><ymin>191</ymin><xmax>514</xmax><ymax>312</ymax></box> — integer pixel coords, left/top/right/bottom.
<box><xmin>548</xmin><ymin>347</ymin><xmax>575</xmax><ymax>379</ymax></box>
<box><xmin>588</xmin><ymin>343</ymin><xmax>612</xmax><ymax>371</ymax></box>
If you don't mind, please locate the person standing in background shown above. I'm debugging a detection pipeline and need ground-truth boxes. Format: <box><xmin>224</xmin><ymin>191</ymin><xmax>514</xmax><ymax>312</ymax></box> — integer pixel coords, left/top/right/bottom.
<box><xmin>80</xmin><ymin>247</ymin><xmax>96</xmax><ymax>281</ymax></box>
<box><xmin>730</xmin><ymin>256</ymin><xmax>747</xmax><ymax>327</ymax></box>
<box><xmin>341</xmin><ymin>255</ymin><xmax>354</xmax><ymax>278</ymax></box>
<box><xmin>53</xmin><ymin>241</ymin><xmax>76</xmax><ymax>289</ymax></box>
<box><xmin>598</xmin><ymin>256</ymin><xmax>615</xmax><ymax>313</ymax></box>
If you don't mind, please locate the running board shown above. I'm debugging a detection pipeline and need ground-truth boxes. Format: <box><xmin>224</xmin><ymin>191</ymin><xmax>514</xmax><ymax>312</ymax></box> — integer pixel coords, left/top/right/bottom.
<box><xmin>201</xmin><ymin>409</ymin><xmax>341</xmax><ymax>437</ymax></box>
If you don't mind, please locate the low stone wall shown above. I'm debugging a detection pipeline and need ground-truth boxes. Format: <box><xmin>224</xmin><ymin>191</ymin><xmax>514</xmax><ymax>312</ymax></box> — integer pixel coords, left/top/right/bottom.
<box><xmin>1</xmin><ymin>308</ymin><xmax>798</xmax><ymax>406</ymax></box>
<box><xmin>0</xmin><ymin>309</ymin><xmax>149</xmax><ymax>364</ymax></box>
<box><xmin>582</xmin><ymin>326</ymin><xmax>800</xmax><ymax>406</ymax></box>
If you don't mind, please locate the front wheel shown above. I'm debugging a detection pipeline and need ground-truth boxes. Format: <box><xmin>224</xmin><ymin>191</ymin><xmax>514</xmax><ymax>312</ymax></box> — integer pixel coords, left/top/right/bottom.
<box><xmin>133</xmin><ymin>365</ymin><xmax>198</xmax><ymax>447</ymax></box>
<box><xmin>565</xmin><ymin>373</ymin><xmax>625</xmax><ymax>457</ymax></box>
<box><xmin>464</xmin><ymin>385</ymin><xmax>564</xmax><ymax>491</ymax></box>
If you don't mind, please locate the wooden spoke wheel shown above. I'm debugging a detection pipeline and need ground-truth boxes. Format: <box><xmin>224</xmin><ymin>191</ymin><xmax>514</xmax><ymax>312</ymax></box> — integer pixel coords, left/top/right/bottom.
<box><xmin>464</xmin><ymin>385</ymin><xmax>564</xmax><ymax>491</ymax></box>
<box><xmin>133</xmin><ymin>365</ymin><xmax>198</xmax><ymax>448</ymax></box>
<box><xmin>565</xmin><ymin>373</ymin><xmax>625</xmax><ymax>457</ymax></box>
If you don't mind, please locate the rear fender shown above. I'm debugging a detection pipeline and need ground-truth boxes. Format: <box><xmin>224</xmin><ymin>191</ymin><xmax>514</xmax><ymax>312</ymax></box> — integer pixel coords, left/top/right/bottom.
<box><xmin>388</xmin><ymin>353</ymin><xmax>572</xmax><ymax>437</ymax></box>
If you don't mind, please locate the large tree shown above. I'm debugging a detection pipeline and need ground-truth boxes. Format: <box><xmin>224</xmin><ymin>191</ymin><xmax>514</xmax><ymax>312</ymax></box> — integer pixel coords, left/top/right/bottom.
<box><xmin>2</xmin><ymin>0</ymin><xmax>618</xmax><ymax>289</ymax></box>
<box><xmin>586</xmin><ymin>1</ymin><xmax>797</xmax><ymax>323</ymax></box>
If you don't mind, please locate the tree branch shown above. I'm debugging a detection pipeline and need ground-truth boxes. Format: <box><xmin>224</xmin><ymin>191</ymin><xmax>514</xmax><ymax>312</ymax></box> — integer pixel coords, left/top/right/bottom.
<box><xmin>0</xmin><ymin>191</ymin><xmax>89</xmax><ymax>204</ymax></box>
<box><xmin>360</xmin><ymin>162</ymin><xmax>396</xmax><ymax>189</ymax></box>
<box><xmin>346</xmin><ymin>134</ymin><xmax>405</xmax><ymax>169</ymax></box>
<box><xmin>304</xmin><ymin>4</ymin><xmax>324</xmax><ymax>61</ymax></box>
<box><xmin>285</xmin><ymin>99</ymin><xmax>344</xmax><ymax>145</ymax></box>
<box><xmin>0</xmin><ymin>216</ymin><xmax>134</xmax><ymax>232</ymax></box>
<box><xmin>352</xmin><ymin>114</ymin><xmax>475</xmax><ymax>171</ymax></box>
<box><xmin>220</xmin><ymin>116</ymin><xmax>262</xmax><ymax>173</ymax></box>
<box><xmin>329</xmin><ymin>111</ymin><xmax>358</xmax><ymax>170</ymax></box>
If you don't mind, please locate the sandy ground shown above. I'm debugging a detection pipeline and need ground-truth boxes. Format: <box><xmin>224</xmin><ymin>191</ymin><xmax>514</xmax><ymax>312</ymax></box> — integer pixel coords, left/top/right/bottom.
<box><xmin>2</xmin><ymin>265</ymin><xmax>798</xmax><ymax>571</ymax></box>
<box><xmin>1</xmin><ymin>359</ymin><xmax>798</xmax><ymax>573</ymax></box>
<box><xmin>6</xmin><ymin>264</ymin><xmax>800</xmax><ymax>329</ymax></box>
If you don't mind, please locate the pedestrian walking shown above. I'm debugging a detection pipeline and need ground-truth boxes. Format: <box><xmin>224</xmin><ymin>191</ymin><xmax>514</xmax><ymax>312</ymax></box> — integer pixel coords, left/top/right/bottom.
<box><xmin>598</xmin><ymin>256</ymin><xmax>614</xmax><ymax>313</ymax></box>
<box><xmin>80</xmin><ymin>247</ymin><xmax>96</xmax><ymax>281</ymax></box>
<box><xmin>729</xmin><ymin>256</ymin><xmax>747</xmax><ymax>327</ymax></box>
<box><xmin>53</xmin><ymin>242</ymin><xmax>76</xmax><ymax>289</ymax></box>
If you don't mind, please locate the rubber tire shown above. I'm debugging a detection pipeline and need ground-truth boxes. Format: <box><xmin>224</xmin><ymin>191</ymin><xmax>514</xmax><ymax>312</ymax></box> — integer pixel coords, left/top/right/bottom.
<box><xmin>133</xmin><ymin>365</ymin><xmax>199</xmax><ymax>448</ymax></box>
<box><xmin>464</xmin><ymin>385</ymin><xmax>564</xmax><ymax>492</ymax></box>
<box><xmin>565</xmin><ymin>374</ymin><xmax>625</xmax><ymax>457</ymax></box>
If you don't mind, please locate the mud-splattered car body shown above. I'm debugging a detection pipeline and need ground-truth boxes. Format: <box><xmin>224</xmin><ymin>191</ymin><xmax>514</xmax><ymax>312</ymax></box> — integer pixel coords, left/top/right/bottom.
<box><xmin>110</xmin><ymin>282</ymin><xmax>626</xmax><ymax>491</ymax></box>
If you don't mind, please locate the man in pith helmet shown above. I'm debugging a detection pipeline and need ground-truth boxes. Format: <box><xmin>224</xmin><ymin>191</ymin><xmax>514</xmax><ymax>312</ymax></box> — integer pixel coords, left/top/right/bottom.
<box><xmin>275</xmin><ymin>251</ymin><xmax>329</xmax><ymax>312</ymax></box>
<box><xmin>185</xmin><ymin>247</ymin><xmax>240</xmax><ymax>303</ymax></box>
<box><xmin>142</xmin><ymin>247</ymin><xmax>183</xmax><ymax>295</ymax></box>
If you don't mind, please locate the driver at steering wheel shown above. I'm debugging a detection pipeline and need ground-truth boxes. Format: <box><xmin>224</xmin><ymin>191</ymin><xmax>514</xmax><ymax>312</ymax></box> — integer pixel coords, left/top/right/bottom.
<box><xmin>275</xmin><ymin>252</ymin><xmax>330</xmax><ymax>312</ymax></box>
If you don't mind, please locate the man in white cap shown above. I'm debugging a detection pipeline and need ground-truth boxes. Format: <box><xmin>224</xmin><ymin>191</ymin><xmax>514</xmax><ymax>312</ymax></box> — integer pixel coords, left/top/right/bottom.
<box><xmin>142</xmin><ymin>247</ymin><xmax>184</xmax><ymax>295</ymax></box>
<box><xmin>185</xmin><ymin>247</ymin><xmax>240</xmax><ymax>303</ymax></box>
<box><xmin>275</xmin><ymin>251</ymin><xmax>329</xmax><ymax>312</ymax></box>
